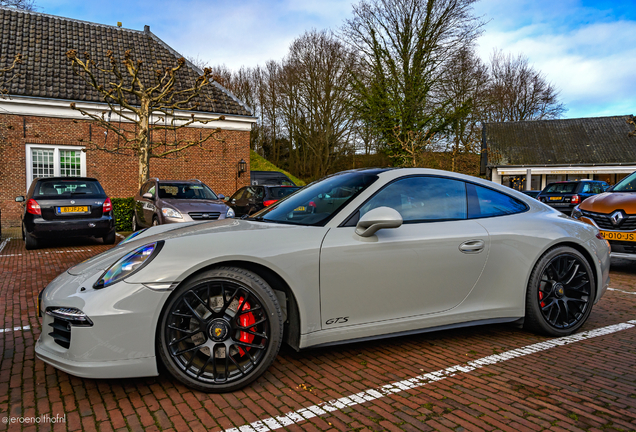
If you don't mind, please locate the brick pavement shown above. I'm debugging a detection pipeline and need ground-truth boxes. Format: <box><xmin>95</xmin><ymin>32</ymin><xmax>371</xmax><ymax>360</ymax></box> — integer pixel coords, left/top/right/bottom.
<box><xmin>1</xmin><ymin>227</ymin><xmax>636</xmax><ymax>431</ymax></box>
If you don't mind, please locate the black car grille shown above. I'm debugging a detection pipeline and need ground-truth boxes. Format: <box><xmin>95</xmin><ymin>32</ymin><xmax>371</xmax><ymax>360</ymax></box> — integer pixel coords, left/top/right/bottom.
<box><xmin>189</xmin><ymin>212</ymin><xmax>221</xmax><ymax>220</ymax></box>
<box><xmin>581</xmin><ymin>210</ymin><xmax>636</xmax><ymax>231</ymax></box>
<box><xmin>609</xmin><ymin>241</ymin><xmax>636</xmax><ymax>254</ymax></box>
<box><xmin>49</xmin><ymin>318</ymin><xmax>71</xmax><ymax>349</ymax></box>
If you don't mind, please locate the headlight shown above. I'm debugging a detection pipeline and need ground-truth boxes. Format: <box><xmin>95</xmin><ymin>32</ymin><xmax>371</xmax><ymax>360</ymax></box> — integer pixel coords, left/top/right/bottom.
<box><xmin>119</xmin><ymin>228</ymin><xmax>148</xmax><ymax>245</ymax></box>
<box><xmin>226</xmin><ymin>207</ymin><xmax>235</xmax><ymax>218</ymax></box>
<box><xmin>94</xmin><ymin>241</ymin><xmax>163</xmax><ymax>289</ymax></box>
<box><xmin>571</xmin><ymin>205</ymin><xmax>582</xmax><ymax>219</ymax></box>
<box><xmin>162</xmin><ymin>208</ymin><xmax>182</xmax><ymax>219</ymax></box>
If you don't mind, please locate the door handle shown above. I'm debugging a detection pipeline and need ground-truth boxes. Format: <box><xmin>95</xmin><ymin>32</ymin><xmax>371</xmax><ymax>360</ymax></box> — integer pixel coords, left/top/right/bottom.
<box><xmin>459</xmin><ymin>239</ymin><xmax>485</xmax><ymax>254</ymax></box>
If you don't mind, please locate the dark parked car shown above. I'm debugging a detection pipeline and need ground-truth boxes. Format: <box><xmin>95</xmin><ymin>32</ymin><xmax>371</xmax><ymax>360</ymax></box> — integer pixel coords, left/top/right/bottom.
<box><xmin>226</xmin><ymin>185</ymin><xmax>300</xmax><ymax>217</ymax></box>
<box><xmin>537</xmin><ymin>180</ymin><xmax>608</xmax><ymax>214</ymax></box>
<box><xmin>520</xmin><ymin>190</ymin><xmax>541</xmax><ymax>199</ymax></box>
<box><xmin>132</xmin><ymin>179</ymin><xmax>233</xmax><ymax>230</ymax></box>
<box><xmin>250</xmin><ymin>170</ymin><xmax>296</xmax><ymax>186</ymax></box>
<box><xmin>15</xmin><ymin>177</ymin><xmax>115</xmax><ymax>250</ymax></box>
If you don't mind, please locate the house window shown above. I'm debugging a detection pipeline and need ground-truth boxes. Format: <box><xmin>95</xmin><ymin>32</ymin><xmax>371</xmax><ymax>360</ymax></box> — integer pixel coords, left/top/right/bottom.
<box><xmin>25</xmin><ymin>144</ymin><xmax>86</xmax><ymax>189</ymax></box>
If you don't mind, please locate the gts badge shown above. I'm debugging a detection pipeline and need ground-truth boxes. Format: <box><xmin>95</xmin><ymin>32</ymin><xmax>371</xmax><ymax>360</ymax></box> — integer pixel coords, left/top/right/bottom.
<box><xmin>325</xmin><ymin>317</ymin><xmax>349</xmax><ymax>325</ymax></box>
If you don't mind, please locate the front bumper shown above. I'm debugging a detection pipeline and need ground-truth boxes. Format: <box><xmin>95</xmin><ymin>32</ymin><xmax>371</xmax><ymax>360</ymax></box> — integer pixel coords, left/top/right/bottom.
<box><xmin>35</xmin><ymin>269</ymin><xmax>171</xmax><ymax>379</ymax></box>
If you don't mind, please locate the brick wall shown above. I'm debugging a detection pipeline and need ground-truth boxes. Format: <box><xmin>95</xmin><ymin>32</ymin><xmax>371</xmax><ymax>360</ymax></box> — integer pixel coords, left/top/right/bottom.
<box><xmin>0</xmin><ymin>114</ymin><xmax>251</xmax><ymax>227</ymax></box>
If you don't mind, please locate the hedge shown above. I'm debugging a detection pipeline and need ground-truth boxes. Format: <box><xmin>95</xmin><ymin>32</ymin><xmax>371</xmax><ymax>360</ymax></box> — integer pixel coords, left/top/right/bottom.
<box><xmin>112</xmin><ymin>197</ymin><xmax>134</xmax><ymax>231</ymax></box>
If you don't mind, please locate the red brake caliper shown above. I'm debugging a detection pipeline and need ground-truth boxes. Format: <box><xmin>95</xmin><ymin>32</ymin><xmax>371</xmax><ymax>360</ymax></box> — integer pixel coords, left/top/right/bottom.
<box><xmin>238</xmin><ymin>297</ymin><xmax>256</xmax><ymax>356</ymax></box>
<box><xmin>539</xmin><ymin>291</ymin><xmax>545</xmax><ymax>308</ymax></box>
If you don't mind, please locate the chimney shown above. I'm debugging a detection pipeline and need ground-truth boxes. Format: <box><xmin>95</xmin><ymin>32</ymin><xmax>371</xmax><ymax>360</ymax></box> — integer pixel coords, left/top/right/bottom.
<box><xmin>144</xmin><ymin>25</ymin><xmax>150</xmax><ymax>33</ymax></box>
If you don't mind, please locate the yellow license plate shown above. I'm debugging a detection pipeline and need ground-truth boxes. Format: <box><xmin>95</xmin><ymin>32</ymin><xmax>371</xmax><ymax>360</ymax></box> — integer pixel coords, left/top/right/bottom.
<box><xmin>294</xmin><ymin>206</ymin><xmax>306</xmax><ymax>212</ymax></box>
<box><xmin>549</xmin><ymin>196</ymin><xmax>562</xmax><ymax>201</ymax></box>
<box><xmin>600</xmin><ymin>231</ymin><xmax>636</xmax><ymax>242</ymax></box>
<box><xmin>59</xmin><ymin>206</ymin><xmax>89</xmax><ymax>213</ymax></box>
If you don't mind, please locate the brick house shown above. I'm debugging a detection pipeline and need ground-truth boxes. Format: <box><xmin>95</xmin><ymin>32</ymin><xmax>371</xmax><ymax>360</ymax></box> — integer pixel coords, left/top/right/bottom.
<box><xmin>0</xmin><ymin>7</ymin><xmax>255</xmax><ymax>228</ymax></box>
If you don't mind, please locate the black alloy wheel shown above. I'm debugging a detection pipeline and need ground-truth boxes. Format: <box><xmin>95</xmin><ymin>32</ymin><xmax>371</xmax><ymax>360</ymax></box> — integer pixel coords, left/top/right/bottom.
<box><xmin>158</xmin><ymin>267</ymin><xmax>283</xmax><ymax>392</ymax></box>
<box><xmin>525</xmin><ymin>246</ymin><xmax>595</xmax><ymax>336</ymax></box>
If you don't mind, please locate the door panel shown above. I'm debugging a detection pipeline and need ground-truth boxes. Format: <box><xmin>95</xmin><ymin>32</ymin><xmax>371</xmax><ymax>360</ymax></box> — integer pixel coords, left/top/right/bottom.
<box><xmin>319</xmin><ymin>220</ymin><xmax>489</xmax><ymax>328</ymax></box>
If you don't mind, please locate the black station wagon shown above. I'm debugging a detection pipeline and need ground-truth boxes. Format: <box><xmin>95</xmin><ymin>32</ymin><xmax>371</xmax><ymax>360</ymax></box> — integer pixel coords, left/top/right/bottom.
<box><xmin>537</xmin><ymin>180</ymin><xmax>608</xmax><ymax>214</ymax></box>
<box><xmin>16</xmin><ymin>177</ymin><xmax>115</xmax><ymax>249</ymax></box>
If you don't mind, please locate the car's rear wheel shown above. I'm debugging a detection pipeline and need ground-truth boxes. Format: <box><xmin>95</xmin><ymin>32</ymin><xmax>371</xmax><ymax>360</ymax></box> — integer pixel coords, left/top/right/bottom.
<box><xmin>103</xmin><ymin>230</ymin><xmax>116</xmax><ymax>245</ymax></box>
<box><xmin>157</xmin><ymin>267</ymin><xmax>283</xmax><ymax>392</ymax></box>
<box><xmin>525</xmin><ymin>246</ymin><xmax>595</xmax><ymax>336</ymax></box>
<box><xmin>24</xmin><ymin>226</ymin><xmax>39</xmax><ymax>250</ymax></box>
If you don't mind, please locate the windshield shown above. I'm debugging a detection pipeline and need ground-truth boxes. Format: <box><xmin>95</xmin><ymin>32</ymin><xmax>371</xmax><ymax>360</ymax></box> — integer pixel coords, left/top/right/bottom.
<box><xmin>35</xmin><ymin>179</ymin><xmax>104</xmax><ymax>197</ymax></box>
<box><xmin>612</xmin><ymin>171</ymin><xmax>636</xmax><ymax>192</ymax></box>
<box><xmin>543</xmin><ymin>183</ymin><xmax>577</xmax><ymax>194</ymax></box>
<box><xmin>251</xmin><ymin>171</ymin><xmax>381</xmax><ymax>226</ymax></box>
<box><xmin>158</xmin><ymin>183</ymin><xmax>218</xmax><ymax>200</ymax></box>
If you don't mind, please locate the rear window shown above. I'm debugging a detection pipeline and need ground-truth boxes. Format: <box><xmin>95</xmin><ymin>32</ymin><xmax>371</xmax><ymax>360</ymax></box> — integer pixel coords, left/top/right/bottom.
<box><xmin>543</xmin><ymin>183</ymin><xmax>578</xmax><ymax>194</ymax></box>
<box><xmin>269</xmin><ymin>187</ymin><xmax>300</xmax><ymax>199</ymax></box>
<box><xmin>35</xmin><ymin>180</ymin><xmax>105</xmax><ymax>197</ymax></box>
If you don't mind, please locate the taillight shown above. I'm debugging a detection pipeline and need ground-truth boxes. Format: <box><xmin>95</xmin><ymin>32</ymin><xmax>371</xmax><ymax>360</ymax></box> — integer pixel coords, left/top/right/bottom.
<box><xmin>263</xmin><ymin>199</ymin><xmax>277</xmax><ymax>207</ymax></box>
<box><xmin>571</xmin><ymin>195</ymin><xmax>580</xmax><ymax>204</ymax></box>
<box><xmin>309</xmin><ymin>201</ymin><xmax>316</xmax><ymax>208</ymax></box>
<box><xmin>26</xmin><ymin>199</ymin><xmax>41</xmax><ymax>215</ymax></box>
<box><xmin>103</xmin><ymin>197</ymin><xmax>112</xmax><ymax>213</ymax></box>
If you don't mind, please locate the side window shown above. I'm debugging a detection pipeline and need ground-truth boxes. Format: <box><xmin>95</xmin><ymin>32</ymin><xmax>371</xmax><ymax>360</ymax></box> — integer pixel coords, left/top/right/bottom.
<box><xmin>243</xmin><ymin>187</ymin><xmax>256</xmax><ymax>201</ymax></box>
<box><xmin>591</xmin><ymin>183</ymin><xmax>603</xmax><ymax>194</ymax></box>
<box><xmin>147</xmin><ymin>184</ymin><xmax>156</xmax><ymax>198</ymax></box>
<box><xmin>581</xmin><ymin>183</ymin><xmax>591</xmax><ymax>193</ymax></box>
<box><xmin>231</xmin><ymin>188</ymin><xmax>246</xmax><ymax>201</ymax></box>
<box><xmin>467</xmin><ymin>184</ymin><xmax>527</xmax><ymax>218</ymax></box>
<box><xmin>360</xmin><ymin>176</ymin><xmax>467</xmax><ymax>222</ymax></box>
<box><xmin>255</xmin><ymin>187</ymin><xmax>265</xmax><ymax>200</ymax></box>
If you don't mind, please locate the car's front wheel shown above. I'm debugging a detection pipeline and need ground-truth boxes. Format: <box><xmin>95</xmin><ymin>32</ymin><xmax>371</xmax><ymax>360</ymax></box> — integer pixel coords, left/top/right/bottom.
<box><xmin>157</xmin><ymin>266</ymin><xmax>283</xmax><ymax>392</ymax></box>
<box><xmin>525</xmin><ymin>246</ymin><xmax>596</xmax><ymax>336</ymax></box>
<box><xmin>131</xmin><ymin>214</ymin><xmax>139</xmax><ymax>232</ymax></box>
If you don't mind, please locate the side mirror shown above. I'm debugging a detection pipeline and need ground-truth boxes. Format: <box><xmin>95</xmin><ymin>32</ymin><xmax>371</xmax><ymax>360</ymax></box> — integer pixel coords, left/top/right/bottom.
<box><xmin>355</xmin><ymin>207</ymin><xmax>403</xmax><ymax>237</ymax></box>
<box><xmin>218</xmin><ymin>194</ymin><xmax>225</xmax><ymax>200</ymax></box>
<box><xmin>15</xmin><ymin>196</ymin><xmax>25</xmax><ymax>202</ymax></box>
<box><xmin>142</xmin><ymin>193</ymin><xmax>153</xmax><ymax>199</ymax></box>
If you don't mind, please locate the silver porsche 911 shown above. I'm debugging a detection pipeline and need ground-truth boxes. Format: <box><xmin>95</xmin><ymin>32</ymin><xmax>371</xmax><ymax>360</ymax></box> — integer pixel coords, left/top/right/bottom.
<box><xmin>36</xmin><ymin>168</ymin><xmax>611</xmax><ymax>392</ymax></box>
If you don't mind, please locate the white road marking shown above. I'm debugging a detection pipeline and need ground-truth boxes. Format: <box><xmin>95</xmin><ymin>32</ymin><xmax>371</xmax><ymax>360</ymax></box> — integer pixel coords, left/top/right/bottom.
<box><xmin>1</xmin><ymin>249</ymin><xmax>93</xmax><ymax>258</ymax></box>
<box><xmin>608</xmin><ymin>287</ymin><xmax>636</xmax><ymax>295</ymax></box>
<box><xmin>116</xmin><ymin>233</ymin><xmax>125</xmax><ymax>239</ymax></box>
<box><xmin>225</xmin><ymin>320</ymin><xmax>636</xmax><ymax>432</ymax></box>
<box><xmin>0</xmin><ymin>254</ymin><xmax>22</xmax><ymax>257</ymax></box>
<box><xmin>0</xmin><ymin>325</ymin><xmax>30</xmax><ymax>334</ymax></box>
<box><xmin>0</xmin><ymin>237</ymin><xmax>11</xmax><ymax>254</ymax></box>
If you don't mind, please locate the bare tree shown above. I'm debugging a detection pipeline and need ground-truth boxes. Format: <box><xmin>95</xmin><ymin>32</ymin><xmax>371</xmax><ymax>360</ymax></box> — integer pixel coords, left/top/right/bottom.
<box><xmin>66</xmin><ymin>49</ymin><xmax>225</xmax><ymax>188</ymax></box>
<box><xmin>437</xmin><ymin>46</ymin><xmax>488</xmax><ymax>171</ymax></box>
<box><xmin>280</xmin><ymin>30</ymin><xmax>357</xmax><ymax>179</ymax></box>
<box><xmin>0</xmin><ymin>53</ymin><xmax>22</xmax><ymax>98</ymax></box>
<box><xmin>341</xmin><ymin>0</ymin><xmax>483</xmax><ymax>165</ymax></box>
<box><xmin>0</xmin><ymin>0</ymin><xmax>36</xmax><ymax>10</ymax></box>
<box><xmin>482</xmin><ymin>50</ymin><xmax>566</xmax><ymax>122</ymax></box>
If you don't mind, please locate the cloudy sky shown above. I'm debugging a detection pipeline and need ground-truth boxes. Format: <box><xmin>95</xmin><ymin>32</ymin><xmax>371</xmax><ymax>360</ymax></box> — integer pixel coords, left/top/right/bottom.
<box><xmin>37</xmin><ymin>0</ymin><xmax>635</xmax><ymax>119</ymax></box>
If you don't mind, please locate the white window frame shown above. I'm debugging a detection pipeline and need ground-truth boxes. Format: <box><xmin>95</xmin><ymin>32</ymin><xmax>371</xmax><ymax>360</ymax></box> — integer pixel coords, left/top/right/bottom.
<box><xmin>25</xmin><ymin>144</ymin><xmax>87</xmax><ymax>190</ymax></box>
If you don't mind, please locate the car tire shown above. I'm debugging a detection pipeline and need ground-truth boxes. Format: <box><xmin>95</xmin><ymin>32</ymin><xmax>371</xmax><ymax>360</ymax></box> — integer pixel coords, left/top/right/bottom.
<box><xmin>524</xmin><ymin>246</ymin><xmax>595</xmax><ymax>336</ymax></box>
<box><xmin>157</xmin><ymin>266</ymin><xmax>283</xmax><ymax>392</ymax></box>
<box><xmin>102</xmin><ymin>230</ymin><xmax>116</xmax><ymax>245</ymax></box>
<box><xmin>131</xmin><ymin>214</ymin><xmax>139</xmax><ymax>232</ymax></box>
<box><xmin>24</xmin><ymin>228</ymin><xmax>39</xmax><ymax>250</ymax></box>
<box><xmin>152</xmin><ymin>216</ymin><xmax>159</xmax><ymax>227</ymax></box>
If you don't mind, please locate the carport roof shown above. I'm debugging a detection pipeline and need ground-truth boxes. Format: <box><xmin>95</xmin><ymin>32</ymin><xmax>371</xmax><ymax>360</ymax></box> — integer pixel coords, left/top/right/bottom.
<box><xmin>0</xmin><ymin>6</ymin><xmax>252</xmax><ymax>116</ymax></box>
<box><xmin>482</xmin><ymin>115</ymin><xmax>636</xmax><ymax>167</ymax></box>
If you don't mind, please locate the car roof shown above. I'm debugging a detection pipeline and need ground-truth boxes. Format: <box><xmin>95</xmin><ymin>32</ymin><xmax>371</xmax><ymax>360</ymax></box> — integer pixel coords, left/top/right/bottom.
<box><xmin>35</xmin><ymin>177</ymin><xmax>101</xmax><ymax>182</ymax></box>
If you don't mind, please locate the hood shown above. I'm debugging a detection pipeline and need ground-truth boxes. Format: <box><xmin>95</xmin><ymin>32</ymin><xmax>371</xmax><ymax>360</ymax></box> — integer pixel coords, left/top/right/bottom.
<box><xmin>579</xmin><ymin>192</ymin><xmax>636</xmax><ymax>214</ymax></box>
<box><xmin>66</xmin><ymin>219</ymin><xmax>300</xmax><ymax>276</ymax></box>
<box><xmin>161</xmin><ymin>198</ymin><xmax>228</xmax><ymax>213</ymax></box>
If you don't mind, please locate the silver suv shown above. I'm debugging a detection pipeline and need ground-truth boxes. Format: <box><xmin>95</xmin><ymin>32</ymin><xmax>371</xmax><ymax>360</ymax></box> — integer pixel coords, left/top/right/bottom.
<box><xmin>132</xmin><ymin>179</ymin><xmax>234</xmax><ymax>230</ymax></box>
